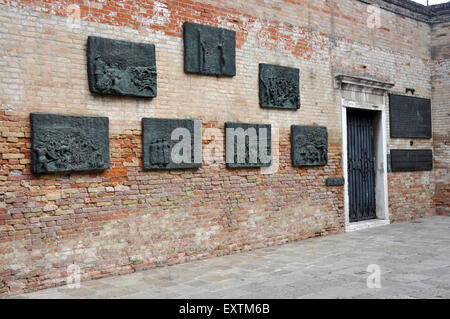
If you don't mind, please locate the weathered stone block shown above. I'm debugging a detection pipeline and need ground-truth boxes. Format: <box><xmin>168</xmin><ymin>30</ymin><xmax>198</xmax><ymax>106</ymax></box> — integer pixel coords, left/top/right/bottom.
<box><xmin>87</xmin><ymin>36</ymin><xmax>157</xmax><ymax>98</ymax></box>
<box><xmin>259</xmin><ymin>64</ymin><xmax>300</xmax><ymax>109</ymax></box>
<box><xmin>183</xmin><ymin>22</ymin><xmax>236</xmax><ymax>76</ymax></box>
<box><xmin>291</xmin><ymin>125</ymin><xmax>327</xmax><ymax>166</ymax></box>
<box><xmin>142</xmin><ymin>118</ymin><xmax>202</xmax><ymax>170</ymax></box>
<box><xmin>225</xmin><ymin>122</ymin><xmax>271</xmax><ymax>168</ymax></box>
<box><xmin>30</xmin><ymin>113</ymin><xmax>110</xmax><ymax>174</ymax></box>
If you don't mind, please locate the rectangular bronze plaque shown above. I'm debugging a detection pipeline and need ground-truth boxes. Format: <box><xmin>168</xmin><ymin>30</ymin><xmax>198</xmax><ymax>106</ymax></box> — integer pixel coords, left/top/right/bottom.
<box><xmin>259</xmin><ymin>64</ymin><xmax>300</xmax><ymax>110</ymax></box>
<box><xmin>87</xmin><ymin>36</ymin><xmax>157</xmax><ymax>98</ymax></box>
<box><xmin>225</xmin><ymin>122</ymin><xmax>271</xmax><ymax>168</ymax></box>
<box><xmin>389</xmin><ymin>94</ymin><xmax>431</xmax><ymax>138</ymax></box>
<box><xmin>183</xmin><ymin>22</ymin><xmax>236</xmax><ymax>76</ymax></box>
<box><xmin>291</xmin><ymin>125</ymin><xmax>328</xmax><ymax>166</ymax></box>
<box><xmin>31</xmin><ymin>113</ymin><xmax>109</xmax><ymax>174</ymax></box>
<box><xmin>325</xmin><ymin>177</ymin><xmax>344</xmax><ymax>186</ymax></box>
<box><xmin>142</xmin><ymin>118</ymin><xmax>202</xmax><ymax>170</ymax></box>
<box><xmin>390</xmin><ymin>149</ymin><xmax>433</xmax><ymax>172</ymax></box>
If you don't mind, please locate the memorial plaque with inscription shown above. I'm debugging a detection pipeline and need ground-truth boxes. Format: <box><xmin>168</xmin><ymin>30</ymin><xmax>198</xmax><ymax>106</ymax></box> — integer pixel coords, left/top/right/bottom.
<box><xmin>259</xmin><ymin>64</ymin><xmax>300</xmax><ymax>110</ymax></box>
<box><xmin>291</xmin><ymin>125</ymin><xmax>328</xmax><ymax>166</ymax></box>
<box><xmin>225</xmin><ymin>122</ymin><xmax>271</xmax><ymax>168</ymax></box>
<box><xmin>325</xmin><ymin>177</ymin><xmax>345</xmax><ymax>186</ymax></box>
<box><xmin>142</xmin><ymin>118</ymin><xmax>202</xmax><ymax>170</ymax></box>
<box><xmin>183</xmin><ymin>22</ymin><xmax>236</xmax><ymax>76</ymax></box>
<box><xmin>87</xmin><ymin>36</ymin><xmax>157</xmax><ymax>98</ymax></box>
<box><xmin>390</xmin><ymin>149</ymin><xmax>433</xmax><ymax>172</ymax></box>
<box><xmin>31</xmin><ymin>113</ymin><xmax>109</xmax><ymax>174</ymax></box>
<box><xmin>389</xmin><ymin>94</ymin><xmax>431</xmax><ymax>138</ymax></box>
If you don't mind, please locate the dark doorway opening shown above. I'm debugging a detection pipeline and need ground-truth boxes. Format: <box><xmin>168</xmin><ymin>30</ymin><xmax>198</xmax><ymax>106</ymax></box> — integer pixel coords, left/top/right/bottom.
<box><xmin>347</xmin><ymin>109</ymin><xmax>377</xmax><ymax>222</ymax></box>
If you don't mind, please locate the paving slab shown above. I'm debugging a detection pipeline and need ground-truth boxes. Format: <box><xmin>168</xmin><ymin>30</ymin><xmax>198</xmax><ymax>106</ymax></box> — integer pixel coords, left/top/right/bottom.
<box><xmin>7</xmin><ymin>216</ymin><xmax>450</xmax><ymax>299</ymax></box>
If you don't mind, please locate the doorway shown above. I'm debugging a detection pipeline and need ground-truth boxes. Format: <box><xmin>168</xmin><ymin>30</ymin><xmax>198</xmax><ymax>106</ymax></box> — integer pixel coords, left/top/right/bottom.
<box><xmin>336</xmin><ymin>74</ymin><xmax>391</xmax><ymax>230</ymax></box>
<box><xmin>347</xmin><ymin>109</ymin><xmax>377</xmax><ymax>222</ymax></box>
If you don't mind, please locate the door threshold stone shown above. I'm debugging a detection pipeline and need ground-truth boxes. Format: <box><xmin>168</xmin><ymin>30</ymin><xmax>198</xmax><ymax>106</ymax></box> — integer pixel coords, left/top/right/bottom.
<box><xmin>345</xmin><ymin>219</ymin><xmax>390</xmax><ymax>232</ymax></box>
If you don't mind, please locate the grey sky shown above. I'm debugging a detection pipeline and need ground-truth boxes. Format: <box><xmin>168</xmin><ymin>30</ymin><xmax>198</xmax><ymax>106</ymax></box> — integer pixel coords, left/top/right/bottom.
<box><xmin>411</xmin><ymin>0</ymin><xmax>448</xmax><ymax>5</ymax></box>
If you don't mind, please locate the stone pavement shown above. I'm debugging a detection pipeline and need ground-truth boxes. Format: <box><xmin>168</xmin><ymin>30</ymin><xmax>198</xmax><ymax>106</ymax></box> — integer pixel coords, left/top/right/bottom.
<box><xmin>10</xmin><ymin>216</ymin><xmax>450</xmax><ymax>299</ymax></box>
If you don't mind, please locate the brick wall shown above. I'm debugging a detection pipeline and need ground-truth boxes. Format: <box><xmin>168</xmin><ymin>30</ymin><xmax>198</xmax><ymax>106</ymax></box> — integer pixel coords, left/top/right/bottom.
<box><xmin>0</xmin><ymin>0</ymin><xmax>447</xmax><ymax>296</ymax></box>
<box><xmin>431</xmin><ymin>9</ymin><xmax>450</xmax><ymax>216</ymax></box>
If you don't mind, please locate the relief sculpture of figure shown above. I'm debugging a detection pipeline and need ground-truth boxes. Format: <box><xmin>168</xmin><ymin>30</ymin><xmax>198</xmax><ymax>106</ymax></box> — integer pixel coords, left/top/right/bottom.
<box><xmin>142</xmin><ymin>118</ymin><xmax>202</xmax><ymax>170</ymax></box>
<box><xmin>34</xmin><ymin>147</ymin><xmax>56</xmax><ymax>172</ymax></box>
<box><xmin>108</xmin><ymin>68</ymin><xmax>125</xmax><ymax>95</ymax></box>
<box><xmin>56</xmin><ymin>144</ymin><xmax>72</xmax><ymax>168</ymax></box>
<box><xmin>218</xmin><ymin>29</ymin><xmax>225</xmax><ymax>74</ymax></box>
<box><xmin>296</xmin><ymin>137</ymin><xmax>321</xmax><ymax>165</ymax></box>
<box><xmin>259</xmin><ymin>64</ymin><xmax>300</xmax><ymax>109</ymax></box>
<box><xmin>291</xmin><ymin>126</ymin><xmax>327</xmax><ymax>166</ymax></box>
<box><xmin>130</xmin><ymin>66</ymin><xmax>157</xmax><ymax>95</ymax></box>
<box><xmin>32</xmin><ymin>127</ymin><xmax>108</xmax><ymax>173</ymax></box>
<box><xmin>184</xmin><ymin>22</ymin><xmax>235</xmax><ymax>76</ymax></box>
<box><xmin>89</xmin><ymin>151</ymin><xmax>104</xmax><ymax>168</ymax></box>
<box><xmin>150</xmin><ymin>139</ymin><xmax>171</xmax><ymax>166</ymax></box>
<box><xmin>198</xmin><ymin>27</ymin><xmax>225</xmax><ymax>75</ymax></box>
<box><xmin>318</xmin><ymin>143</ymin><xmax>327</xmax><ymax>164</ymax></box>
<box><xmin>88</xmin><ymin>36</ymin><xmax>157</xmax><ymax>98</ymax></box>
<box><xmin>93</xmin><ymin>55</ymin><xmax>113</xmax><ymax>92</ymax></box>
<box><xmin>198</xmin><ymin>28</ymin><xmax>212</xmax><ymax>74</ymax></box>
<box><xmin>261</xmin><ymin>75</ymin><xmax>298</xmax><ymax>108</ymax></box>
<box><xmin>94</xmin><ymin>56</ymin><xmax>126</xmax><ymax>96</ymax></box>
<box><xmin>30</xmin><ymin>113</ymin><xmax>109</xmax><ymax>174</ymax></box>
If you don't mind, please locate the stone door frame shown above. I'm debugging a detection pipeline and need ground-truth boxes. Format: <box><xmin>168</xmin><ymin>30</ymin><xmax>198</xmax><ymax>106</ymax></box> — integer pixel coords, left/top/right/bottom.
<box><xmin>335</xmin><ymin>75</ymin><xmax>394</xmax><ymax>232</ymax></box>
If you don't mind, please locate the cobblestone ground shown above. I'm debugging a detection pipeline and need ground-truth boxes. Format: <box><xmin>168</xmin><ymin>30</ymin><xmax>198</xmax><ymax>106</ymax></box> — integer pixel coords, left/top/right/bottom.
<box><xmin>10</xmin><ymin>216</ymin><xmax>450</xmax><ymax>299</ymax></box>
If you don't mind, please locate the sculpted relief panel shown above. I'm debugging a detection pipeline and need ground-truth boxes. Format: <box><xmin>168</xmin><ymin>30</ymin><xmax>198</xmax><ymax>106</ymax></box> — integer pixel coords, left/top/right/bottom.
<box><xmin>183</xmin><ymin>22</ymin><xmax>236</xmax><ymax>76</ymax></box>
<box><xmin>225</xmin><ymin>122</ymin><xmax>272</xmax><ymax>168</ymax></box>
<box><xmin>87</xmin><ymin>36</ymin><xmax>157</xmax><ymax>98</ymax></box>
<box><xmin>291</xmin><ymin>125</ymin><xmax>328</xmax><ymax>166</ymax></box>
<box><xmin>30</xmin><ymin>113</ymin><xmax>110</xmax><ymax>174</ymax></box>
<box><xmin>142</xmin><ymin>118</ymin><xmax>202</xmax><ymax>170</ymax></box>
<box><xmin>259</xmin><ymin>64</ymin><xmax>300</xmax><ymax>110</ymax></box>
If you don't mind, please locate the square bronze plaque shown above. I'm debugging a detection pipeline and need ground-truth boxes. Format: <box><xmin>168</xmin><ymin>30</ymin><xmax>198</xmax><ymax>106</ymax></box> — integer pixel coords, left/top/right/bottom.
<box><xmin>259</xmin><ymin>64</ymin><xmax>300</xmax><ymax>110</ymax></box>
<box><xmin>142</xmin><ymin>118</ymin><xmax>202</xmax><ymax>170</ymax></box>
<box><xmin>389</xmin><ymin>94</ymin><xmax>431</xmax><ymax>138</ymax></box>
<box><xmin>183</xmin><ymin>22</ymin><xmax>236</xmax><ymax>76</ymax></box>
<box><xmin>291</xmin><ymin>125</ymin><xmax>328</xmax><ymax>166</ymax></box>
<box><xmin>225</xmin><ymin>122</ymin><xmax>272</xmax><ymax>168</ymax></box>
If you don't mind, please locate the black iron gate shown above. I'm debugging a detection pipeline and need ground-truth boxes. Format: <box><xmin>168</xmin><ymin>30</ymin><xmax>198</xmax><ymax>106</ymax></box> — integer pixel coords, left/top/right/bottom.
<box><xmin>347</xmin><ymin>109</ymin><xmax>377</xmax><ymax>222</ymax></box>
